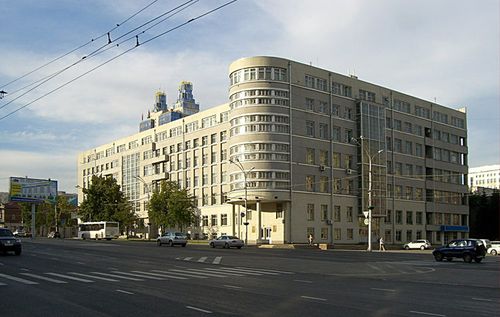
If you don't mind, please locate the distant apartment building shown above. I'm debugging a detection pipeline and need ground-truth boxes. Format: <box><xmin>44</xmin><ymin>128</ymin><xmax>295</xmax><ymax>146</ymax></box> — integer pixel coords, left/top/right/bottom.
<box><xmin>77</xmin><ymin>56</ymin><xmax>469</xmax><ymax>245</ymax></box>
<box><xmin>469</xmin><ymin>164</ymin><xmax>500</xmax><ymax>193</ymax></box>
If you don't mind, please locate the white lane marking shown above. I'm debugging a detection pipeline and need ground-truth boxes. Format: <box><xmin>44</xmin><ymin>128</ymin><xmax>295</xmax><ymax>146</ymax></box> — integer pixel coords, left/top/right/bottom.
<box><xmin>116</xmin><ymin>289</ymin><xmax>134</xmax><ymax>295</ymax></box>
<box><xmin>110</xmin><ymin>271</ymin><xmax>164</xmax><ymax>280</ymax></box>
<box><xmin>90</xmin><ymin>272</ymin><xmax>143</xmax><ymax>281</ymax></box>
<box><xmin>472</xmin><ymin>297</ymin><xmax>493</xmax><ymax>302</ymax></box>
<box><xmin>223</xmin><ymin>267</ymin><xmax>278</xmax><ymax>275</ymax></box>
<box><xmin>209</xmin><ymin>267</ymin><xmax>263</xmax><ymax>276</ymax></box>
<box><xmin>213</xmin><ymin>256</ymin><xmax>222</xmax><ymax>264</ymax></box>
<box><xmin>294</xmin><ymin>280</ymin><xmax>313</xmax><ymax>283</ymax></box>
<box><xmin>68</xmin><ymin>272</ymin><xmax>119</xmax><ymax>282</ymax></box>
<box><xmin>46</xmin><ymin>273</ymin><xmax>94</xmax><ymax>283</ymax></box>
<box><xmin>20</xmin><ymin>273</ymin><xmax>67</xmax><ymax>284</ymax></box>
<box><xmin>0</xmin><ymin>273</ymin><xmax>39</xmax><ymax>285</ymax></box>
<box><xmin>224</xmin><ymin>284</ymin><xmax>242</xmax><ymax>289</ymax></box>
<box><xmin>371</xmin><ymin>288</ymin><xmax>396</xmax><ymax>292</ymax></box>
<box><xmin>0</xmin><ymin>282</ymin><xmax>6</xmax><ymax>286</ymax></box>
<box><xmin>301</xmin><ymin>296</ymin><xmax>327</xmax><ymax>301</ymax></box>
<box><xmin>409</xmin><ymin>311</ymin><xmax>446</xmax><ymax>317</ymax></box>
<box><xmin>183</xmin><ymin>257</ymin><xmax>193</xmax><ymax>261</ymax></box>
<box><xmin>76</xmin><ymin>262</ymin><xmax>85</xmax><ymax>265</ymax></box>
<box><xmin>108</xmin><ymin>267</ymin><xmax>118</xmax><ymax>270</ymax></box>
<box><xmin>131</xmin><ymin>270</ymin><xmax>187</xmax><ymax>280</ymax></box>
<box><xmin>186</xmin><ymin>306</ymin><xmax>212</xmax><ymax>314</ymax></box>
<box><xmin>236</xmin><ymin>267</ymin><xmax>295</xmax><ymax>274</ymax></box>
<box><xmin>168</xmin><ymin>269</ymin><xmax>229</xmax><ymax>278</ymax></box>
<box><xmin>200</xmin><ymin>268</ymin><xmax>245</xmax><ymax>276</ymax></box>
<box><xmin>197</xmin><ymin>257</ymin><xmax>208</xmax><ymax>263</ymax></box>
<box><xmin>0</xmin><ymin>262</ymin><xmax>4</xmax><ymax>266</ymax></box>
<box><xmin>21</xmin><ymin>268</ymin><xmax>30</xmax><ymax>271</ymax></box>
<box><xmin>50</xmin><ymin>257</ymin><xmax>58</xmax><ymax>261</ymax></box>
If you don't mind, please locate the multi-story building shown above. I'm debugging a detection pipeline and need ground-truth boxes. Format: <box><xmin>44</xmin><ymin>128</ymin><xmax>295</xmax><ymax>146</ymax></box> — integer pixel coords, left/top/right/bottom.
<box><xmin>469</xmin><ymin>165</ymin><xmax>500</xmax><ymax>193</ymax></box>
<box><xmin>77</xmin><ymin>56</ymin><xmax>469</xmax><ymax>245</ymax></box>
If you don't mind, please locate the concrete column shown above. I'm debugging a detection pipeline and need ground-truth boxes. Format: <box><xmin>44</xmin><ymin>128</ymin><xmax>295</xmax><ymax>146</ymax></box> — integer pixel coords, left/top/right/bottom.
<box><xmin>257</xmin><ymin>201</ymin><xmax>262</xmax><ymax>241</ymax></box>
<box><xmin>231</xmin><ymin>204</ymin><xmax>236</xmax><ymax>236</ymax></box>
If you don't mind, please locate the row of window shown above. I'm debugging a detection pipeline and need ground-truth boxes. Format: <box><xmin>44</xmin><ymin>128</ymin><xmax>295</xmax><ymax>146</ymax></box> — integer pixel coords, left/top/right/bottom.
<box><xmin>230</xmin><ymin>124</ymin><xmax>290</xmax><ymax>136</ymax></box>
<box><xmin>305</xmin><ymin>120</ymin><xmax>354</xmax><ymax>142</ymax></box>
<box><xmin>230</xmin><ymin>114</ymin><xmax>289</xmax><ymax>125</ymax></box>
<box><xmin>305</xmin><ymin>204</ymin><xmax>354</xmax><ymax>222</ymax></box>
<box><xmin>230</xmin><ymin>67</ymin><xmax>288</xmax><ymax>85</ymax></box>
<box><xmin>432</xmin><ymin>129</ymin><xmax>465</xmax><ymax>145</ymax></box>
<box><xmin>304</xmin><ymin>176</ymin><xmax>355</xmax><ymax>194</ymax></box>
<box><xmin>229</xmin><ymin>89</ymin><xmax>289</xmax><ymax>101</ymax></box>
<box><xmin>230</xmin><ymin>97</ymin><xmax>290</xmax><ymax>109</ymax></box>
<box><xmin>305</xmin><ymin>148</ymin><xmax>354</xmax><ymax>169</ymax></box>
<box><xmin>229</xmin><ymin>143</ymin><xmax>289</xmax><ymax>155</ymax></box>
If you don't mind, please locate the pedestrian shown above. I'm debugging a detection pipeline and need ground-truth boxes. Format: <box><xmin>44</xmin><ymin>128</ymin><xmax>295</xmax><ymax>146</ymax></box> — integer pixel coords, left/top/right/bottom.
<box><xmin>308</xmin><ymin>233</ymin><xmax>314</xmax><ymax>246</ymax></box>
<box><xmin>379</xmin><ymin>237</ymin><xmax>386</xmax><ymax>251</ymax></box>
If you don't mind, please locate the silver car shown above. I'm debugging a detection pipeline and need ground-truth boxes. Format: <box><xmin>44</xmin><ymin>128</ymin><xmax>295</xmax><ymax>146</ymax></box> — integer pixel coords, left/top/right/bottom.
<box><xmin>209</xmin><ymin>235</ymin><xmax>244</xmax><ymax>249</ymax></box>
<box><xmin>157</xmin><ymin>232</ymin><xmax>187</xmax><ymax>247</ymax></box>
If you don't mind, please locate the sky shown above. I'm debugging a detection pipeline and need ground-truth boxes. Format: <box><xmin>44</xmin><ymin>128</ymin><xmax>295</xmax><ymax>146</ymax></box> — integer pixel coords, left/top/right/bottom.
<box><xmin>0</xmin><ymin>0</ymin><xmax>498</xmax><ymax>193</ymax></box>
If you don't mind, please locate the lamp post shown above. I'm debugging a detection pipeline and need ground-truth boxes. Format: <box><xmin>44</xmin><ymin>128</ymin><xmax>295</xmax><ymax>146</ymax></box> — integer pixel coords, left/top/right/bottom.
<box><xmin>75</xmin><ymin>185</ymin><xmax>90</xmax><ymax>221</ymax></box>
<box><xmin>352</xmin><ymin>136</ymin><xmax>384</xmax><ymax>252</ymax></box>
<box><xmin>0</xmin><ymin>90</ymin><xmax>7</xmax><ymax>99</ymax></box>
<box><xmin>229</xmin><ymin>158</ymin><xmax>254</xmax><ymax>242</ymax></box>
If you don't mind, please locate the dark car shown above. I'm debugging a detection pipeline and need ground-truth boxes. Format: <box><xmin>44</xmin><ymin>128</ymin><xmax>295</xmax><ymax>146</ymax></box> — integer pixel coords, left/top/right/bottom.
<box><xmin>0</xmin><ymin>228</ymin><xmax>22</xmax><ymax>255</ymax></box>
<box><xmin>432</xmin><ymin>239</ymin><xmax>486</xmax><ymax>263</ymax></box>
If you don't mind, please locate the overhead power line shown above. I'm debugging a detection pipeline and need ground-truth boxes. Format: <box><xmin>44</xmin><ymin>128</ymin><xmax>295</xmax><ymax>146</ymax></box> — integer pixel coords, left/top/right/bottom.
<box><xmin>0</xmin><ymin>0</ymin><xmax>238</xmax><ymax>122</ymax></box>
<box><xmin>0</xmin><ymin>0</ymin><xmax>197</xmax><ymax>112</ymax></box>
<box><xmin>0</xmin><ymin>0</ymin><xmax>160</xmax><ymax>90</ymax></box>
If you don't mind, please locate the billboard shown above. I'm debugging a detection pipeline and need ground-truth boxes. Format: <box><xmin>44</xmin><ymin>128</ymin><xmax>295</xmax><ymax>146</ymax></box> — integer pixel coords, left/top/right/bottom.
<box><xmin>9</xmin><ymin>177</ymin><xmax>58</xmax><ymax>203</ymax></box>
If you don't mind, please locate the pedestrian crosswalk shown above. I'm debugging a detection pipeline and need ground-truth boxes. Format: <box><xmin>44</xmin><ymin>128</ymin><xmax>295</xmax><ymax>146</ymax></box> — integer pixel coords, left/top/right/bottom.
<box><xmin>0</xmin><ymin>265</ymin><xmax>294</xmax><ymax>288</ymax></box>
<box><xmin>176</xmin><ymin>256</ymin><xmax>223</xmax><ymax>264</ymax></box>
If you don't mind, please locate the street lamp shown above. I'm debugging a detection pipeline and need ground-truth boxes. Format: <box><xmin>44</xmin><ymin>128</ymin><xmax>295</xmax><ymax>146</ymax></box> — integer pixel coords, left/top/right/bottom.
<box><xmin>75</xmin><ymin>185</ymin><xmax>90</xmax><ymax>221</ymax></box>
<box><xmin>229</xmin><ymin>158</ymin><xmax>254</xmax><ymax>243</ymax></box>
<box><xmin>352</xmin><ymin>136</ymin><xmax>384</xmax><ymax>252</ymax></box>
<box><xmin>0</xmin><ymin>90</ymin><xmax>7</xmax><ymax>99</ymax></box>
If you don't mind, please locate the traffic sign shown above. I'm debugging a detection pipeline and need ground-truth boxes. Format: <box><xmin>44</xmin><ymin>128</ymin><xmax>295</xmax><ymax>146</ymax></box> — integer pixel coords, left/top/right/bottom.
<box><xmin>364</xmin><ymin>219</ymin><xmax>370</xmax><ymax>225</ymax></box>
<box><xmin>363</xmin><ymin>211</ymin><xmax>369</xmax><ymax>218</ymax></box>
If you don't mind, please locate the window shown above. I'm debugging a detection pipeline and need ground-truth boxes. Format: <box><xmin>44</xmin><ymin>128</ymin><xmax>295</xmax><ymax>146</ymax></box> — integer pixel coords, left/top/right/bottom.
<box><xmin>334</xmin><ymin>206</ymin><xmax>341</xmax><ymax>222</ymax></box>
<box><xmin>221</xmin><ymin>214</ymin><xmax>228</xmax><ymax>226</ymax></box>
<box><xmin>306</xmin><ymin>175</ymin><xmax>315</xmax><ymax>191</ymax></box>
<box><xmin>333</xmin><ymin>178</ymin><xmax>342</xmax><ymax>193</ymax></box>
<box><xmin>321</xmin><ymin>205</ymin><xmax>328</xmax><ymax>221</ymax></box>
<box><xmin>306</xmin><ymin>98</ymin><xmax>314</xmax><ymax>111</ymax></box>
<box><xmin>330</xmin><ymin>127</ymin><xmax>340</xmax><ymax>143</ymax></box>
<box><xmin>405</xmin><ymin>141</ymin><xmax>413</xmax><ymax>155</ymax></box>
<box><xmin>202</xmin><ymin>216</ymin><xmax>209</xmax><ymax>227</ymax></box>
<box><xmin>347</xmin><ymin>228</ymin><xmax>354</xmax><ymax>240</ymax></box>
<box><xmin>319</xmin><ymin>123</ymin><xmax>329</xmax><ymax>139</ymax></box>
<box><xmin>385</xmin><ymin>209</ymin><xmax>392</xmax><ymax>224</ymax></box>
<box><xmin>346</xmin><ymin>206</ymin><xmax>353</xmax><ymax>222</ymax></box>
<box><xmin>396</xmin><ymin>230</ymin><xmax>402</xmax><ymax>242</ymax></box>
<box><xmin>332</xmin><ymin>152</ymin><xmax>341</xmax><ymax>168</ymax></box>
<box><xmin>416</xmin><ymin>211</ymin><xmax>423</xmax><ymax>225</ymax></box>
<box><xmin>321</xmin><ymin>228</ymin><xmax>329</xmax><ymax>240</ymax></box>
<box><xmin>306</xmin><ymin>204</ymin><xmax>315</xmax><ymax>221</ymax></box>
<box><xmin>211</xmin><ymin>215</ymin><xmax>217</xmax><ymax>226</ymax></box>
<box><xmin>306</xmin><ymin>121</ymin><xmax>315</xmax><ymax>137</ymax></box>
<box><xmin>306</xmin><ymin>148</ymin><xmax>315</xmax><ymax>164</ymax></box>
<box><xmin>416</xmin><ymin>143</ymin><xmax>423</xmax><ymax>157</ymax></box>
<box><xmin>406</xmin><ymin>230</ymin><xmax>412</xmax><ymax>242</ymax></box>
<box><xmin>334</xmin><ymin>228</ymin><xmax>341</xmax><ymax>240</ymax></box>
<box><xmin>211</xmin><ymin>133</ymin><xmax>217</xmax><ymax>144</ymax></box>
<box><xmin>406</xmin><ymin>211</ymin><xmax>413</xmax><ymax>224</ymax></box>
<box><xmin>396</xmin><ymin>210</ymin><xmax>403</xmax><ymax>224</ymax></box>
<box><xmin>345</xmin><ymin>129</ymin><xmax>353</xmax><ymax>143</ymax></box>
<box><xmin>344</xmin><ymin>155</ymin><xmax>353</xmax><ymax>169</ymax></box>
<box><xmin>319</xmin><ymin>150</ymin><xmax>328</xmax><ymax>166</ymax></box>
<box><xmin>406</xmin><ymin>186</ymin><xmax>413</xmax><ymax>200</ymax></box>
<box><xmin>319</xmin><ymin>176</ymin><xmax>329</xmax><ymax>193</ymax></box>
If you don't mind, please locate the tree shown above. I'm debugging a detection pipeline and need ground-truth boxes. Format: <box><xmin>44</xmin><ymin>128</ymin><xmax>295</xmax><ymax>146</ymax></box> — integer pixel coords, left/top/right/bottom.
<box><xmin>147</xmin><ymin>180</ymin><xmax>196</xmax><ymax>232</ymax></box>
<box><xmin>79</xmin><ymin>175</ymin><xmax>137</xmax><ymax>229</ymax></box>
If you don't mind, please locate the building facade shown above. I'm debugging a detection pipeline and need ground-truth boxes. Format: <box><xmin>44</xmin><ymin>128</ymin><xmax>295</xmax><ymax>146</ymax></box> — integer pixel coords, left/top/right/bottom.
<box><xmin>469</xmin><ymin>165</ymin><xmax>500</xmax><ymax>193</ymax></box>
<box><xmin>77</xmin><ymin>56</ymin><xmax>469</xmax><ymax>245</ymax></box>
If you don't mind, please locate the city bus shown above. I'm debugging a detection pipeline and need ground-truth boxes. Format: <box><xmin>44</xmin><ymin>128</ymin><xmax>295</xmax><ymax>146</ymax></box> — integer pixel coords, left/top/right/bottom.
<box><xmin>78</xmin><ymin>221</ymin><xmax>119</xmax><ymax>240</ymax></box>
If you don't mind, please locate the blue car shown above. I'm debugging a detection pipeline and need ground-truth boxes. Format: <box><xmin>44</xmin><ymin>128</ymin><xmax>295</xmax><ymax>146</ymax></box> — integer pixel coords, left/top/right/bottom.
<box><xmin>432</xmin><ymin>239</ymin><xmax>486</xmax><ymax>263</ymax></box>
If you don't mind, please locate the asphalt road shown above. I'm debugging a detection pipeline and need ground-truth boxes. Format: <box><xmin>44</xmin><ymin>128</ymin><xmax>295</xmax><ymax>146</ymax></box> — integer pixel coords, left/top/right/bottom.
<box><xmin>1</xmin><ymin>238</ymin><xmax>499</xmax><ymax>317</ymax></box>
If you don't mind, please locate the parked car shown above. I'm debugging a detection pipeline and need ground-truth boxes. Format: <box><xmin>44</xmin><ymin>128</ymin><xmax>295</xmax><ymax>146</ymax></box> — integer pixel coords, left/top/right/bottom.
<box><xmin>487</xmin><ymin>241</ymin><xmax>500</xmax><ymax>255</ymax></box>
<box><xmin>13</xmin><ymin>228</ymin><xmax>26</xmax><ymax>237</ymax></box>
<box><xmin>48</xmin><ymin>231</ymin><xmax>61</xmax><ymax>238</ymax></box>
<box><xmin>156</xmin><ymin>232</ymin><xmax>187</xmax><ymax>247</ymax></box>
<box><xmin>432</xmin><ymin>239</ymin><xmax>486</xmax><ymax>263</ymax></box>
<box><xmin>403</xmin><ymin>239</ymin><xmax>431</xmax><ymax>250</ymax></box>
<box><xmin>209</xmin><ymin>235</ymin><xmax>244</xmax><ymax>249</ymax></box>
<box><xmin>478</xmin><ymin>239</ymin><xmax>492</xmax><ymax>250</ymax></box>
<box><xmin>0</xmin><ymin>228</ymin><xmax>22</xmax><ymax>255</ymax></box>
